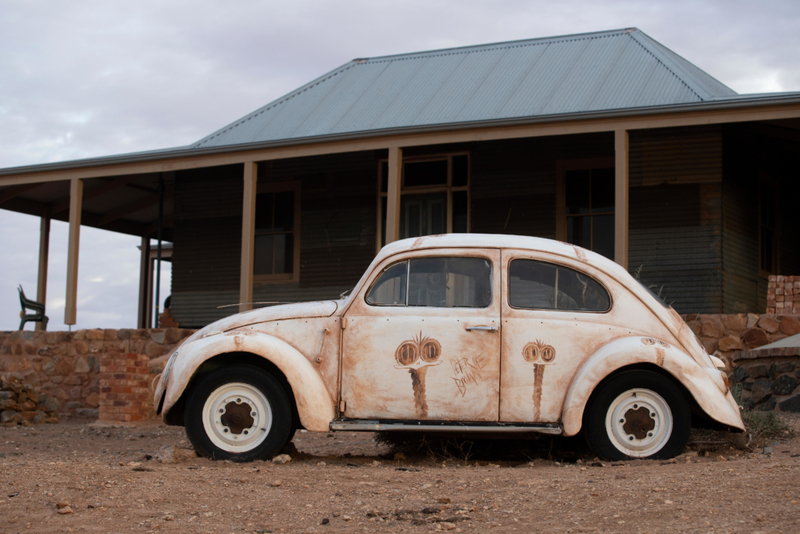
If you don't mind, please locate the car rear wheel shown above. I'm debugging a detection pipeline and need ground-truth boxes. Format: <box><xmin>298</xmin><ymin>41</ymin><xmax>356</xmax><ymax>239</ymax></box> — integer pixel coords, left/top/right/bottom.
<box><xmin>585</xmin><ymin>370</ymin><xmax>690</xmax><ymax>460</ymax></box>
<box><xmin>185</xmin><ymin>364</ymin><xmax>292</xmax><ymax>462</ymax></box>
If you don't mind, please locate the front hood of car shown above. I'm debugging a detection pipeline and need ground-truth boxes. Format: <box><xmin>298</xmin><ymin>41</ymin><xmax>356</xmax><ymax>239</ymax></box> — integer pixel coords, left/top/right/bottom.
<box><xmin>191</xmin><ymin>300</ymin><xmax>342</xmax><ymax>341</ymax></box>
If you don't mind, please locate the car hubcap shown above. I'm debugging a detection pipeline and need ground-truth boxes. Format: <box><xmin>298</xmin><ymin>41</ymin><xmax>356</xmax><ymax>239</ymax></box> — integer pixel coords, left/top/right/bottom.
<box><xmin>202</xmin><ymin>382</ymin><xmax>272</xmax><ymax>453</ymax></box>
<box><xmin>605</xmin><ymin>388</ymin><xmax>672</xmax><ymax>457</ymax></box>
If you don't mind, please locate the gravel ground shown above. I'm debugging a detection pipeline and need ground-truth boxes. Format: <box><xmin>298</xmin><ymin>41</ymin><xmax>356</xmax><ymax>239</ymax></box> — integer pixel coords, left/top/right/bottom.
<box><xmin>1</xmin><ymin>416</ymin><xmax>799</xmax><ymax>533</ymax></box>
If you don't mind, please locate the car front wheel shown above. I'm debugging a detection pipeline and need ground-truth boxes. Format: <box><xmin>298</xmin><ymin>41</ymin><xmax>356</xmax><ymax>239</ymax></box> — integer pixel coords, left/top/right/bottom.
<box><xmin>185</xmin><ymin>364</ymin><xmax>292</xmax><ymax>462</ymax></box>
<box><xmin>585</xmin><ymin>370</ymin><xmax>690</xmax><ymax>460</ymax></box>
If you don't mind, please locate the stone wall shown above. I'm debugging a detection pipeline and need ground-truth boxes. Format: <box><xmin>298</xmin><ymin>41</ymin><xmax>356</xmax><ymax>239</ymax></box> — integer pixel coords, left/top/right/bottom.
<box><xmin>0</xmin><ymin>328</ymin><xmax>194</xmax><ymax>418</ymax></box>
<box><xmin>731</xmin><ymin>346</ymin><xmax>800</xmax><ymax>412</ymax></box>
<box><xmin>683</xmin><ymin>313</ymin><xmax>800</xmax><ymax>370</ymax></box>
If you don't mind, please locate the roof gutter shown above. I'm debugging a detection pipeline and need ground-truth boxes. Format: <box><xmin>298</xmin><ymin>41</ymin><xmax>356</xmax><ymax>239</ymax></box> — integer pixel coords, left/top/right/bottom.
<box><xmin>2</xmin><ymin>92</ymin><xmax>800</xmax><ymax>177</ymax></box>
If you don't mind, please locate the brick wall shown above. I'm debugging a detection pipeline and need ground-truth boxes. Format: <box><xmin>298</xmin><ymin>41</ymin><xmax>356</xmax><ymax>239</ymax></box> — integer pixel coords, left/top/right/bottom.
<box><xmin>0</xmin><ymin>328</ymin><xmax>194</xmax><ymax>418</ymax></box>
<box><xmin>768</xmin><ymin>275</ymin><xmax>800</xmax><ymax>314</ymax></box>
<box><xmin>98</xmin><ymin>353</ymin><xmax>151</xmax><ymax>423</ymax></box>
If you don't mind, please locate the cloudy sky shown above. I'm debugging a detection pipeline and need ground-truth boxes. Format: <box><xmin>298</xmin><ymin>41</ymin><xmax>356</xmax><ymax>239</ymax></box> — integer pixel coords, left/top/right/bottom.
<box><xmin>1</xmin><ymin>0</ymin><xmax>799</xmax><ymax>331</ymax></box>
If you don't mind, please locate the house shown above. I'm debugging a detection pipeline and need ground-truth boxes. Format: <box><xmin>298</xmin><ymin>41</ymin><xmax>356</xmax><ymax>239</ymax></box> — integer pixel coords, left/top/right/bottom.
<box><xmin>1</xmin><ymin>28</ymin><xmax>799</xmax><ymax>328</ymax></box>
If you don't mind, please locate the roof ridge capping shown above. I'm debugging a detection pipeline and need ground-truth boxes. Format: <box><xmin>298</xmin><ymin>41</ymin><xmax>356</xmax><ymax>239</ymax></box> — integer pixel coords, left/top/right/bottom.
<box><xmin>359</xmin><ymin>28</ymin><xmax>637</xmax><ymax>63</ymax></box>
<box><xmin>625</xmin><ymin>29</ymin><xmax>736</xmax><ymax>100</ymax></box>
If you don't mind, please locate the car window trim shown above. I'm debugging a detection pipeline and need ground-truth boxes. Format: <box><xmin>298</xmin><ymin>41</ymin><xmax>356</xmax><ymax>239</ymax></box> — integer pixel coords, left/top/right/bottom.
<box><xmin>506</xmin><ymin>257</ymin><xmax>613</xmax><ymax>314</ymax></box>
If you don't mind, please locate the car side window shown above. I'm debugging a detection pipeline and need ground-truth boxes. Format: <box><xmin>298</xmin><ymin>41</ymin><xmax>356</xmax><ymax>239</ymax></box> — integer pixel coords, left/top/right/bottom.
<box><xmin>508</xmin><ymin>259</ymin><xmax>610</xmax><ymax>312</ymax></box>
<box><xmin>367</xmin><ymin>257</ymin><xmax>492</xmax><ymax>308</ymax></box>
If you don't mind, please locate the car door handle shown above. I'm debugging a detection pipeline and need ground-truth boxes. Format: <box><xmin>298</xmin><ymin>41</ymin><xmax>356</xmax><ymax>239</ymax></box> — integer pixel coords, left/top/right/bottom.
<box><xmin>466</xmin><ymin>325</ymin><xmax>498</xmax><ymax>333</ymax></box>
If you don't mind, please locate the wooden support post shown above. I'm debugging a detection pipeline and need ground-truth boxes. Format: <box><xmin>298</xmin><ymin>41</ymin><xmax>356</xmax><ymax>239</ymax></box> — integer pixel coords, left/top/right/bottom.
<box><xmin>137</xmin><ymin>236</ymin><xmax>151</xmax><ymax>328</ymax></box>
<box><xmin>35</xmin><ymin>213</ymin><xmax>50</xmax><ymax>331</ymax></box>
<box><xmin>65</xmin><ymin>178</ymin><xmax>83</xmax><ymax>325</ymax></box>
<box><xmin>614</xmin><ymin>129</ymin><xmax>629</xmax><ymax>269</ymax></box>
<box><xmin>385</xmin><ymin>146</ymin><xmax>403</xmax><ymax>245</ymax></box>
<box><xmin>239</xmin><ymin>162</ymin><xmax>258</xmax><ymax>313</ymax></box>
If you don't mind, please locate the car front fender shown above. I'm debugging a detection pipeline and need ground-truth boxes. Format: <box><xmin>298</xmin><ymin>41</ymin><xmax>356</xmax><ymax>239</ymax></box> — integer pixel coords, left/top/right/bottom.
<box><xmin>162</xmin><ymin>331</ymin><xmax>335</xmax><ymax>432</ymax></box>
<box><xmin>561</xmin><ymin>336</ymin><xmax>744</xmax><ymax>436</ymax></box>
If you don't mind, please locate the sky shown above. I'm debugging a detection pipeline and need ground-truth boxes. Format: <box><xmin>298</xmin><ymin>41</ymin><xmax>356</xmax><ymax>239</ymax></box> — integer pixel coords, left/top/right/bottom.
<box><xmin>1</xmin><ymin>0</ymin><xmax>799</xmax><ymax>331</ymax></box>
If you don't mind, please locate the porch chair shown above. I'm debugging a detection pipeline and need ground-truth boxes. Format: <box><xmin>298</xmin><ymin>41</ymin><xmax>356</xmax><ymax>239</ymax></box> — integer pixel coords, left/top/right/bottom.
<box><xmin>18</xmin><ymin>285</ymin><xmax>48</xmax><ymax>331</ymax></box>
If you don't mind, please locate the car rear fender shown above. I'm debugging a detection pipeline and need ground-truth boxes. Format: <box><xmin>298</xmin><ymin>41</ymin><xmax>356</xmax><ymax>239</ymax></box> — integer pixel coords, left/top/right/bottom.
<box><xmin>162</xmin><ymin>331</ymin><xmax>335</xmax><ymax>431</ymax></box>
<box><xmin>561</xmin><ymin>336</ymin><xmax>744</xmax><ymax>436</ymax></box>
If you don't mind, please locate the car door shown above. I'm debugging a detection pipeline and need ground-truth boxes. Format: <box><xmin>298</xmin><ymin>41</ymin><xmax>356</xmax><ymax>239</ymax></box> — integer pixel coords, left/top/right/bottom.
<box><xmin>340</xmin><ymin>248</ymin><xmax>502</xmax><ymax>422</ymax></box>
<box><xmin>499</xmin><ymin>251</ymin><xmax>619</xmax><ymax>423</ymax></box>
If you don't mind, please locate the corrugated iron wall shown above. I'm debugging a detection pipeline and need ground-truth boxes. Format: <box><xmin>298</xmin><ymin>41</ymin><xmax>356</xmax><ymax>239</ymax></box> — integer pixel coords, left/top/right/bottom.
<box><xmin>171</xmin><ymin>153</ymin><xmax>380</xmax><ymax>328</ymax></box>
<box><xmin>470</xmin><ymin>133</ymin><xmax>612</xmax><ymax>238</ymax></box>
<box><xmin>628</xmin><ymin>126</ymin><xmax>723</xmax><ymax>314</ymax></box>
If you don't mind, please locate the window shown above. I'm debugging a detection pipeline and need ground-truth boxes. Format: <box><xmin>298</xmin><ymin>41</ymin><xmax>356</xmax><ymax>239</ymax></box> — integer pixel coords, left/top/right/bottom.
<box><xmin>367</xmin><ymin>257</ymin><xmax>492</xmax><ymax>308</ymax></box>
<box><xmin>509</xmin><ymin>259</ymin><xmax>610</xmax><ymax>312</ymax></box>
<box><xmin>759</xmin><ymin>177</ymin><xmax>778</xmax><ymax>276</ymax></box>
<box><xmin>378</xmin><ymin>154</ymin><xmax>469</xmax><ymax>249</ymax></box>
<box><xmin>254</xmin><ymin>182</ymin><xmax>300</xmax><ymax>281</ymax></box>
<box><xmin>557</xmin><ymin>159</ymin><xmax>615</xmax><ymax>260</ymax></box>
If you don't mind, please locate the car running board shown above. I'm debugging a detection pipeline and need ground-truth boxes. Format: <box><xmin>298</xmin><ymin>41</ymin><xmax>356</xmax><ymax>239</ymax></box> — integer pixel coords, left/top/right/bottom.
<box><xmin>330</xmin><ymin>420</ymin><xmax>562</xmax><ymax>435</ymax></box>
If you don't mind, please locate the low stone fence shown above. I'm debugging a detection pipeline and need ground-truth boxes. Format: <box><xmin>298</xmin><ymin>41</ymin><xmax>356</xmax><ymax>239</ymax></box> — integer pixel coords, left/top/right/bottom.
<box><xmin>0</xmin><ymin>328</ymin><xmax>194</xmax><ymax>418</ymax></box>
<box><xmin>731</xmin><ymin>345</ymin><xmax>800</xmax><ymax>412</ymax></box>
<box><xmin>2</xmin><ymin>313</ymin><xmax>800</xmax><ymax>422</ymax></box>
<box><xmin>683</xmin><ymin>313</ymin><xmax>800</xmax><ymax>370</ymax></box>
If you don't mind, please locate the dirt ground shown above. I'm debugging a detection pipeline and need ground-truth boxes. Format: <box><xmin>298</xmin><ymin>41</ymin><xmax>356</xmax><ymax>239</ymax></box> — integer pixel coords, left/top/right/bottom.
<box><xmin>1</xmin><ymin>416</ymin><xmax>799</xmax><ymax>534</ymax></box>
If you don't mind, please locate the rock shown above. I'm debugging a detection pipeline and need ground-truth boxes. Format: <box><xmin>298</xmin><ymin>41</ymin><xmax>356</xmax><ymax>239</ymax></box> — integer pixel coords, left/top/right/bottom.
<box><xmin>320</xmin><ymin>518</ymin><xmax>329</xmax><ymax>525</ymax></box>
<box><xmin>270</xmin><ymin>480</ymin><xmax>282</xmax><ymax>487</ymax></box>
<box><xmin>57</xmin><ymin>506</ymin><xmax>74</xmax><ymax>515</ymax></box>
<box><xmin>157</xmin><ymin>445</ymin><xmax>198</xmax><ymax>463</ymax></box>
<box><xmin>757</xmin><ymin>316</ymin><xmax>780</xmax><ymax>334</ymax></box>
<box><xmin>57</xmin><ymin>501</ymin><xmax>70</xmax><ymax>509</ymax></box>
<box><xmin>746</xmin><ymin>313</ymin><xmax>759</xmax><ymax>328</ymax></box>
<box><xmin>43</xmin><ymin>397</ymin><xmax>60</xmax><ymax>413</ymax></box>
<box><xmin>74</xmin><ymin>357</ymin><xmax>91</xmax><ymax>374</ymax></box>
<box><xmin>700</xmin><ymin>316</ymin><xmax>725</xmax><ymax>338</ymax></box>
<box><xmin>778</xmin><ymin>394</ymin><xmax>800</xmax><ymax>412</ymax></box>
<box><xmin>151</xmin><ymin>331</ymin><xmax>166</xmax><ymax>344</ymax></box>
<box><xmin>438</xmin><ymin>522</ymin><xmax>456</xmax><ymax>530</ymax></box>
<box><xmin>717</xmin><ymin>336</ymin><xmax>743</xmax><ymax>352</ymax></box>
<box><xmin>763</xmin><ymin>446</ymin><xmax>774</xmax><ymax>455</ymax></box>
<box><xmin>746</xmin><ymin>365</ymin><xmax>769</xmax><ymax>379</ymax></box>
<box><xmin>1</xmin><ymin>410</ymin><xmax>21</xmax><ymax>423</ymax></box>
<box><xmin>394</xmin><ymin>452</ymin><xmax>406</xmax><ymax>460</ymax></box>
<box><xmin>85</xmin><ymin>329</ymin><xmax>104</xmax><ymax>340</ymax></box>
<box><xmin>749</xmin><ymin>379</ymin><xmax>772</xmax><ymax>404</ymax></box>
<box><xmin>85</xmin><ymin>392</ymin><xmax>99</xmax><ymax>407</ymax></box>
<box><xmin>780</xmin><ymin>316</ymin><xmax>800</xmax><ymax>336</ymax></box>
<box><xmin>742</xmin><ymin>328</ymin><xmax>769</xmax><ymax>349</ymax></box>
<box><xmin>771</xmin><ymin>375</ymin><xmax>799</xmax><ymax>396</ymax></box>
<box><xmin>272</xmin><ymin>454</ymin><xmax>292</xmax><ymax>464</ymax></box>
<box><xmin>722</xmin><ymin>314</ymin><xmax>747</xmax><ymax>334</ymax></box>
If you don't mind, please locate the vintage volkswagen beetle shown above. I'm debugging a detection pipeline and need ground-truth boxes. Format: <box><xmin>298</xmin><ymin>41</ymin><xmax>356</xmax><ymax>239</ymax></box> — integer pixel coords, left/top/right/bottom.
<box><xmin>153</xmin><ymin>234</ymin><xmax>744</xmax><ymax>461</ymax></box>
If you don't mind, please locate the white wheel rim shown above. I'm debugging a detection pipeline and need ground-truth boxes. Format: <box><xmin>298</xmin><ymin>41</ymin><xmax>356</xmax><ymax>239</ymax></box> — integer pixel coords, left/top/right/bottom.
<box><xmin>605</xmin><ymin>388</ymin><xmax>672</xmax><ymax>458</ymax></box>
<box><xmin>202</xmin><ymin>382</ymin><xmax>272</xmax><ymax>453</ymax></box>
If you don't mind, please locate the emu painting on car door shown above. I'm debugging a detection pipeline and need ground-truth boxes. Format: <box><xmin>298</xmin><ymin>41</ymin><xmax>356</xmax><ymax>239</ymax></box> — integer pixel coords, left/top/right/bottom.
<box><xmin>340</xmin><ymin>250</ymin><xmax>502</xmax><ymax>421</ymax></box>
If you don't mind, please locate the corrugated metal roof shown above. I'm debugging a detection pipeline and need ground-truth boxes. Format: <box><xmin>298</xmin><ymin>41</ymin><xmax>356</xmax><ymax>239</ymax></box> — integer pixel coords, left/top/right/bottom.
<box><xmin>193</xmin><ymin>28</ymin><xmax>737</xmax><ymax>149</ymax></box>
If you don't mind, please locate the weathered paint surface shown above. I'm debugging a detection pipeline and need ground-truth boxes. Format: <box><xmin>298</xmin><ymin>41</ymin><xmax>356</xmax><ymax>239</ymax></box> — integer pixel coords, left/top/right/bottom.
<box><xmin>161</xmin><ymin>330</ymin><xmax>335</xmax><ymax>431</ymax></box>
<box><xmin>157</xmin><ymin>234</ymin><xmax>744</xmax><ymax>437</ymax></box>
<box><xmin>340</xmin><ymin>248</ymin><xmax>502</xmax><ymax>422</ymax></box>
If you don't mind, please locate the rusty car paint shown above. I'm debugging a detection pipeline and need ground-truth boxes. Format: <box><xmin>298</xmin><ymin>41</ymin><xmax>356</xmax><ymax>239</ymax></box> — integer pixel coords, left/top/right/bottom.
<box><xmin>161</xmin><ymin>330</ymin><xmax>335</xmax><ymax>431</ymax></box>
<box><xmin>560</xmin><ymin>336</ymin><xmax>745</xmax><ymax>436</ymax></box>
<box><xmin>340</xmin><ymin>248</ymin><xmax>502</xmax><ymax>422</ymax></box>
<box><xmin>157</xmin><ymin>233</ymin><xmax>744</xmax><ymax>445</ymax></box>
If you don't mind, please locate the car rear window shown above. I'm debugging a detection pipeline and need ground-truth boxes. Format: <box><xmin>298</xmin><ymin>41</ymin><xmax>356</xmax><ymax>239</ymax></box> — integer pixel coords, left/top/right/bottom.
<box><xmin>508</xmin><ymin>259</ymin><xmax>610</xmax><ymax>312</ymax></box>
<box><xmin>367</xmin><ymin>257</ymin><xmax>492</xmax><ymax>308</ymax></box>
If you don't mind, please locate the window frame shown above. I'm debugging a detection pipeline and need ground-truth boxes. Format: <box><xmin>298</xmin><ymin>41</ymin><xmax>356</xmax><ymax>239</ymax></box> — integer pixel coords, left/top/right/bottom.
<box><xmin>506</xmin><ymin>257</ymin><xmax>613</xmax><ymax>314</ymax></box>
<box><xmin>253</xmin><ymin>180</ymin><xmax>301</xmax><ymax>285</ymax></box>
<box><xmin>556</xmin><ymin>157</ymin><xmax>615</xmax><ymax>257</ymax></box>
<box><xmin>365</xmin><ymin>255</ymin><xmax>493</xmax><ymax>309</ymax></box>
<box><xmin>376</xmin><ymin>152</ymin><xmax>470</xmax><ymax>252</ymax></box>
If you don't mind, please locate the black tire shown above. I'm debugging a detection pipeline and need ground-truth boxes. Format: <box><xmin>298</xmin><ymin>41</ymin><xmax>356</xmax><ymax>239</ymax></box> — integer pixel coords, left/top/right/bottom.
<box><xmin>585</xmin><ymin>370</ymin><xmax>690</xmax><ymax>461</ymax></box>
<box><xmin>185</xmin><ymin>364</ymin><xmax>293</xmax><ymax>462</ymax></box>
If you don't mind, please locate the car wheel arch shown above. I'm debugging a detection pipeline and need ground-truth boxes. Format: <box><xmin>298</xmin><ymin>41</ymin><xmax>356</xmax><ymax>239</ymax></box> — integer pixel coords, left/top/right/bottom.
<box><xmin>162</xmin><ymin>332</ymin><xmax>335</xmax><ymax>431</ymax></box>
<box><xmin>560</xmin><ymin>337</ymin><xmax>740</xmax><ymax>436</ymax></box>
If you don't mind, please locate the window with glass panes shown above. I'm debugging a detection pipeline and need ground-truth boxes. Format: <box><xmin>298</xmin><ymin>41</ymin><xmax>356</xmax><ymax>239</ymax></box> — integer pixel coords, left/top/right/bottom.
<box><xmin>378</xmin><ymin>154</ymin><xmax>469</xmax><ymax>249</ymax></box>
<box><xmin>254</xmin><ymin>184</ymin><xmax>298</xmax><ymax>279</ymax></box>
<box><xmin>564</xmin><ymin>168</ymin><xmax>614</xmax><ymax>260</ymax></box>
